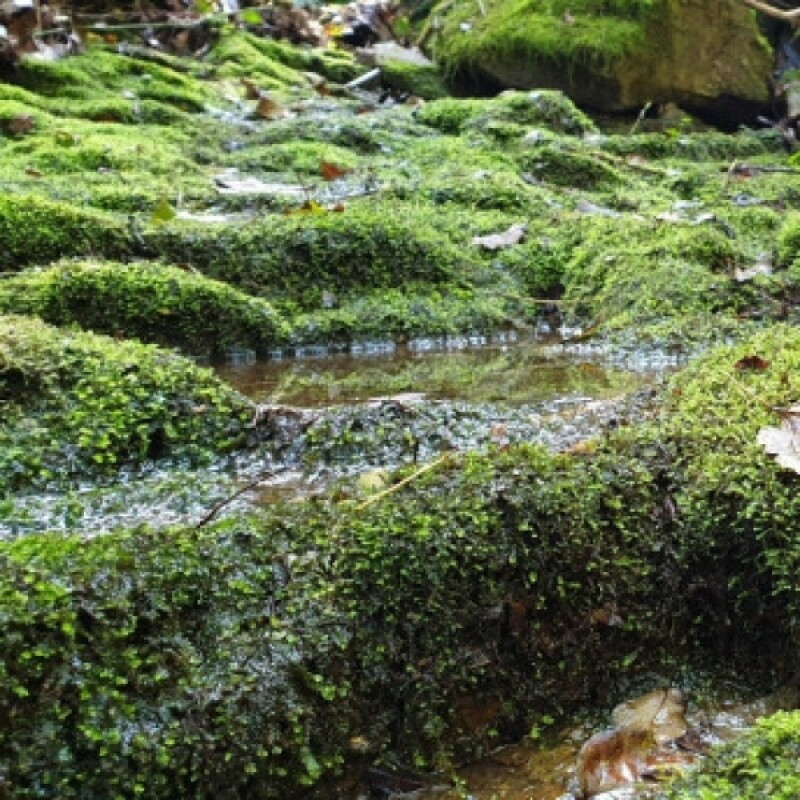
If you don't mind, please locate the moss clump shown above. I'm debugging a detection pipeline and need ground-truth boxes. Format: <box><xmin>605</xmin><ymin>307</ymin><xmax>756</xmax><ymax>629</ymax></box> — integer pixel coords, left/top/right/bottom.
<box><xmin>0</xmin><ymin>261</ymin><xmax>289</xmax><ymax>356</ymax></box>
<box><xmin>416</xmin><ymin>90</ymin><xmax>597</xmax><ymax>136</ymax></box>
<box><xmin>0</xmin><ymin>315</ymin><xmax>253</xmax><ymax>491</ymax></box>
<box><xmin>663</xmin><ymin>711</ymin><xmax>800</xmax><ymax>799</ymax></box>
<box><xmin>144</xmin><ymin>201</ymin><xmax>472</xmax><ymax>309</ymax></box>
<box><xmin>0</xmin><ymin>194</ymin><xmax>131</xmax><ymax>270</ymax></box>
<box><xmin>516</xmin><ymin>144</ymin><xmax>626</xmax><ymax>190</ymax></box>
<box><xmin>290</xmin><ymin>285</ymin><xmax>528</xmax><ymax>345</ymax></box>
<box><xmin>560</xmin><ymin>216</ymin><xmax>738</xmax><ymax>329</ymax></box>
<box><xmin>220</xmin><ymin>140</ymin><xmax>359</xmax><ymax>176</ymax></box>
<box><xmin>207</xmin><ymin>30</ymin><xmax>363</xmax><ymax>88</ymax></box>
<box><xmin>381</xmin><ymin>59</ymin><xmax>450</xmax><ymax>100</ymax></box>
<box><xmin>12</xmin><ymin>46</ymin><xmax>213</xmax><ymax>123</ymax></box>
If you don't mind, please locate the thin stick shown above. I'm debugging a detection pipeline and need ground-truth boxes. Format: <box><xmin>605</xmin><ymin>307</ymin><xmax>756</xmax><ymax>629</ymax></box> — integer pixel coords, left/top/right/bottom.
<box><xmin>355</xmin><ymin>453</ymin><xmax>453</xmax><ymax>512</ymax></box>
<box><xmin>194</xmin><ymin>469</ymin><xmax>276</xmax><ymax>528</ymax></box>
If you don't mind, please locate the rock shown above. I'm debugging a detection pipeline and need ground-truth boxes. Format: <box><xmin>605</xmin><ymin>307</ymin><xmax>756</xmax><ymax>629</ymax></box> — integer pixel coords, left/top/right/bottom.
<box><xmin>576</xmin><ymin>688</ymin><xmax>694</xmax><ymax>798</ymax></box>
<box><xmin>433</xmin><ymin>0</ymin><xmax>772</xmax><ymax>126</ymax></box>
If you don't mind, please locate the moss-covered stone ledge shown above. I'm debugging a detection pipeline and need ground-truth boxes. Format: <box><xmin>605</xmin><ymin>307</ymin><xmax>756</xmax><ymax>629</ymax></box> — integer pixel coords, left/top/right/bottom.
<box><xmin>0</xmin><ymin>315</ymin><xmax>254</xmax><ymax>493</ymax></box>
<box><xmin>0</xmin><ymin>261</ymin><xmax>289</xmax><ymax>356</ymax></box>
<box><xmin>3</xmin><ymin>325</ymin><xmax>800</xmax><ymax>797</ymax></box>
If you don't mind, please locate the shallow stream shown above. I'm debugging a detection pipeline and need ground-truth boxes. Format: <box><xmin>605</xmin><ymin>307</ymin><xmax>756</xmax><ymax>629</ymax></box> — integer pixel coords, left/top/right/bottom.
<box><xmin>0</xmin><ymin>334</ymin><xmax>665</xmax><ymax>538</ymax></box>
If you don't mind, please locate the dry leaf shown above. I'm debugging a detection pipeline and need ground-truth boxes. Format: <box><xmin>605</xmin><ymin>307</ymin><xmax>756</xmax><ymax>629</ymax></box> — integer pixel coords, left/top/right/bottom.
<box><xmin>758</xmin><ymin>407</ymin><xmax>800</xmax><ymax>474</ymax></box>
<box><xmin>320</xmin><ymin>161</ymin><xmax>350</xmax><ymax>181</ymax></box>
<box><xmin>471</xmin><ymin>223</ymin><xmax>527</xmax><ymax>251</ymax></box>
<box><xmin>242</xmin><ymin>78</ymin><xmax>262</xmax><ymax>100</ymax></box>
<box><xmin>734</xmin><ymin>355</ymin><xmax>769</xmax><ymax>371</ymax></box>
<box><xmin>8</xmin><ymin>115</ymin><xmax>34</xmax><ymax>136</ymax></box>
<box><xmin>255</xmin><ymin>95</ymin><xmax>284</xmax><ymax>120</ymax></box>
<box><xmin>24</xmin><ymin>167</ymin><xmax>43</xmax><ymax>178</ymax></box>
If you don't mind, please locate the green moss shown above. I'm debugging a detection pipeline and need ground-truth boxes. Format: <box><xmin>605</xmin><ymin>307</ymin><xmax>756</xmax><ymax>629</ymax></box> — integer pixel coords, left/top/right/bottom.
<box><xmin>207</xmin><ymin>30</ymin><xmax>363</xmax><ymax>88</ymax></box>
<box><xmin>143</xmin><ymin>201</ymin><xmax>472</xmax><ymax>309</ymax></box>
<box><xmin>0</xmin><ymin>315</ymin><xmax>253</xmax><ymax>491</ymax></box>
<box><xmin>561</xmin><ymin>216</ymin><xmax>737</xmax><ymax>327</ymax></box>
<box><xmin>0</xmin><ymin>194</ymin><xmax>131</xmax><ymax>270</ymax></box>
<box><xmin>516</xmin><ymin>143</ymin><xmax>626</xmax><ymax>190</ymax></box>
<box><xmin>434</xmin><ymin>0</ymin><xmax>657</xmax><ymax>78</ymax></box>
<box><xmin>416</xmin><ymin>90</ymin><xmax>597</xmax><ymax>136</ymax></box>
<box><xmin>664</xmin><ymin>711</ymin><xmax>800</xmax><ymax>799</ymax></box>
<box><xmin>0</xmin><ymin>261</ymin><xmax>289</xmax><ymax>356</ymax></box>
<box><xmin>289</xmin><ymin>285</ymin><xmax>530</xmax><ymax>344</ymax></box>
<box><xmin>381</xmin><ymin>59</ymin><xmax>450</xmax><ymax>100</ymax></box>
<box><xmin>221</xmin><ymin>140</ymin><xmax>359</xmax><ymax>176</ymax></box>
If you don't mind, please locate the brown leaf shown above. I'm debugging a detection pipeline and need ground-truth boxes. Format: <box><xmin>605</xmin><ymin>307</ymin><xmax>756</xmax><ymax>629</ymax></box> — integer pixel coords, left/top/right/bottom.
<box><xmin>734</xmin><ymin>355</ymin><xmax>770</xmax><ymax>371</ymax></box>
<box><xmin>8</xmin><ymin>115</ymin><xmax>35</xmax><ymax>136</ymax></box>
<box><xmin>320</xmin><ymin>161</ymin><xmax>350</xmax><ymax>181</ymax></box>
<box><xmin>255</xmin><ymin>95</ymin><xmax>284</xmax><ymax>120</ymax></box>
<box><xmin>24</xmin><ymin>167</ymin><xmax>43</xmax><ymax>179</ymax></box>
<box><xmin>242</xmin><ymin>78</ymin><xmax>262</xmax><ymax>100</ymax></box>
<box><xmin>758</xmin><ymin>407</ymin><xmax>800</xmax><ymax>475</ymax></box>
<box><xmin>471</xmin><ymin>223</ymin><xmax>527</xmax><ymax>251</ymax></box>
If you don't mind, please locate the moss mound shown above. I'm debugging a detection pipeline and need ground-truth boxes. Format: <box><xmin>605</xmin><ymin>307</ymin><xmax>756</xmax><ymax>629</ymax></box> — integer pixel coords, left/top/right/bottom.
<box><xmin>415</xmin><ymin>90</ymin><xmax>597</xmax><ymax>136</ymax></box>
<box><xmin>664</xmin><ymin>711</ymin><xmax>800</xmax><ymax>799</ymax></box>
<box><xmin>144</xmin><ymin>202</ymin><xmax>471</xmax><ymax>309</ymax></box>
<box><xmin>0</xmin><ymin>194</ymin><xmax>131</xmax><ymax>270</ymax></box>
<box><xmin>0</xmin><ymin>261</ymin><xmax>289</xmax><ymax>356</ymax></box>
<box><xmin>0</xmin><ymin>315</ymin><xmax>253</xmax><ymax>492</ymax></box>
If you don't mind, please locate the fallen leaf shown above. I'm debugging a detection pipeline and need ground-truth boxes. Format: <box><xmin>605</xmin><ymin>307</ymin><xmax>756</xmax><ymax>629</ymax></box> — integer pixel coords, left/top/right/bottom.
<box><xmin>255</xmin><ymin>95</ymin><xmax>284</xmax><ymax>120</ymax></box>
<box><xmin>8</xmin><ymin>115</ymin><xmax>34</xmax><ymax>136</ymax></box>
<box><xmin>320</xmin><ymin>161</ymin><xmax>350</xmax><ymax>181</ymax></box>
<box><xmin>150</xmin><ymin>197</ymin><xmax>177</xmax><ymax>224</ymax></box>
<box><xmin>758</xmin><ymin>405</ymin><xmax>800</xmax><ymax>474</ymax></box>
<box><xmin>471</xmin><ymin>223</ymin><xmax>527</xmax><ymax>251</ymax></box>
<box><xmin>24</xmin><ymin>167</ymin><xmax>43</xmax><ymax>178</ymax></box>
<box><xmin>734</xmin><ymin>355</ymin><xmax>770</xmax><ymax>371</ymax></box>
<box><xmin>284</xmin><ymin>200</ymin><xmax>327</xmax><ymax>216</ymax></box>
<box><xmin>242</xmin><ymin>78</ymin><xmax>262</xmax><ymax>100</ymax></box>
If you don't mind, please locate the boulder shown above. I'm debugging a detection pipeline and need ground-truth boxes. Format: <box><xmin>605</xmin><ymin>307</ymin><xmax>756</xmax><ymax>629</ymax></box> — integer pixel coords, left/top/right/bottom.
<box><xmin>432</xmin><ymin>0</ymin><xmax>773</xmax><ymax>126</ymax></box>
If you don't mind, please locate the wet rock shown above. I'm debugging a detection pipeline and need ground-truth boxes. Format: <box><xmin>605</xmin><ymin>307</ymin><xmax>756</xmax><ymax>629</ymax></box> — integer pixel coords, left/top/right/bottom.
<box><xmin>577</xmin><ymin>688</ymin><xmax>695</xmax><ymax>798</ymax></box>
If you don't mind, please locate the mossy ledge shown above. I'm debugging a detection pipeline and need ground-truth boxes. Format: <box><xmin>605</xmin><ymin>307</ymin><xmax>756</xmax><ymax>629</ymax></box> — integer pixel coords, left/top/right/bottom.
<box><xmin>3</xmin><ymin>325</ymin><xmax>800</xmax><ymax>796</ymax></box>
<box><xmin>0</xmin><ymin>315</ymin><xmax>254</xmax><ymax>492</ymax></box>
<box><xmin>0</xmin><ymin>261</ymin><xmax>289</xmax><ymax>357</ymax></box>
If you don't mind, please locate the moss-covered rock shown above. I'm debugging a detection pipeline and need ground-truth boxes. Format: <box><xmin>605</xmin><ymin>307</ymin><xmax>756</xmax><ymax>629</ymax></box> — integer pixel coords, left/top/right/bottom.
<box><xmin>0</xmin><ymin>261</ymin><xmax>289</xmax><ymax>356</ymax></box>
<box><xmin>0</xmin><ymin>315</ymin><xmax>253</xmax><ymax>491</ymax></box>
<box><xmin>663</xmin><ymin>711</ymin><xmax>800</xmax><ymax>799</ymax></box>
<box><xmin>4</xmin><ymin>324</ymin><xmax>800</xmax><ymax>796</ymax></box>
<box><xmin>415</xmin><ymin>90</ymin><xmax>597</xmax><ymax>136</ymax></box>
<box><xmin>432</xmin><ymin>0</ymin><xmax>771</xmax><ymax>124</ymax></box>
<box><xmin>381</xmin><ymin>58</ymin><xmax>450</xmax><ymax>100</ymax></box>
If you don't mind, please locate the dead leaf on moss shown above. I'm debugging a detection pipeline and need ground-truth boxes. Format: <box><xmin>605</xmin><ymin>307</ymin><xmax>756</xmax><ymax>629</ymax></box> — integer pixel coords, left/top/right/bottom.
<box><xmin>758</xmin><ymin>405</ymin><xmax>800</xmax><ymax>474</ymax></box>
<box><xmin>255</xmin><ymin>95</ymin><xmax>285</xmax><ymax>120</ymax></box>
<box><xmin>734</xmin><ymin>355</ymin><xmax>770</xmax><ymax>371</ymax></box>
<box><xmin>320</xmin><ymin>161</ymin><xmax>350</xmax><ymax>181</ymax></box>
<box><xmin>734</xmin><ymin>253</ymin><xmax>772</xmax><ymax>282</ymax></box>
<box><xmin>7</xmin><ymin>115</ymin><xmax>34</xmax><ymax>136</ymax></box>
<box><xmin>471</xmin><ymin>223</ymin><xmax>527</xmax><ymax>251</ymax></box>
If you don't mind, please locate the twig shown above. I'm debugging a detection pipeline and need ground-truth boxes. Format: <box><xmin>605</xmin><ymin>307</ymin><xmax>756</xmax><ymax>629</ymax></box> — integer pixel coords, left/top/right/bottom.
<box><xmin>194</xmin><ymin>469</ymin><xmax>277</xmax><ymax>528</ymax></box>
<box><xmin>355</xmin><ymin>452</ymin><xmax>454</xmax><ymax>511</ymax></box>
<box><xmin>738</xmin><ymin>0</ymin><xmax>800</xmax><ymax>21</ymax></box>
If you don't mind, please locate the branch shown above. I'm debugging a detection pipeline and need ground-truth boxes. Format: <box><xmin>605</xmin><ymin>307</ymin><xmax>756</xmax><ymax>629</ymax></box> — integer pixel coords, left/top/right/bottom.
<box><xmin>739</xmin><ymin>0</ymin><xmax>800</xmax><ymax>22</ymax></box>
